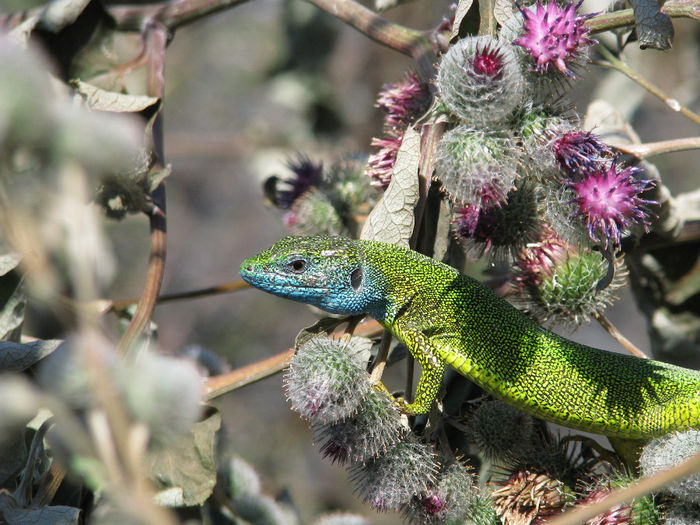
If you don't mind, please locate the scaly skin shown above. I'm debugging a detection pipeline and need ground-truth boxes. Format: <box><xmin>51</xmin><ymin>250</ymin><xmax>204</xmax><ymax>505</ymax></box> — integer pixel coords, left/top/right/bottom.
<box><xmin>240</xmin><ymin>235</ymin><xmax>700</xmax><ymax>439</ymax></box>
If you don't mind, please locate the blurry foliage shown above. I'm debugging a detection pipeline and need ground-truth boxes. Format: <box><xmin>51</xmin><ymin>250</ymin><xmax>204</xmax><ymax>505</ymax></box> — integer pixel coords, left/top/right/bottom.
<box><xmin>0</xmin><ymin>0</ymin><xmax>698</xmax><ymax>523</ymax></box>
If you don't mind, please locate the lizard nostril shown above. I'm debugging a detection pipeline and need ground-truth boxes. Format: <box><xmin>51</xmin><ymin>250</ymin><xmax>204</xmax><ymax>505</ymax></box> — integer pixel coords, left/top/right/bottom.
<box><xmin>246</xmin><ymin>265</ymin><xmax>253</xmax><ymax>272</ymax></box>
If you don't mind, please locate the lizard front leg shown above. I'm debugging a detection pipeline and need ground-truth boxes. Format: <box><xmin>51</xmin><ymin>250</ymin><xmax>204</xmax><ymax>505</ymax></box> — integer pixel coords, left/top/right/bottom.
<box><xmin>392</xmin><ymin>323</ymin><xmax>447</xmax><ymax>415</ymax></box>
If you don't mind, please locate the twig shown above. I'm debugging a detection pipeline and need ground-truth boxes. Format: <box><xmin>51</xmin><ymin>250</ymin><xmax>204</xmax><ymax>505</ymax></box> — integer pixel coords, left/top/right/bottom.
<box><xmin>203</xmin><ymin>349</ymin><xmax>295</xmax><ymax>400</ymax></box>
<box><xmin>546</xmin><ymin>447</ymin><xmax>700</xmax><ymax>525</ymax></box>
<box><xmin>595</xmin><ymin>45</ymin><xmax>700</xmax><ymax>126</ymax></box>
<box><xmin>118</xmin><ymin>21</ymin><xmax>169</xmax><ymax>356</ymax></box>
<box><xmin>585</xmin><ymin>0</ymin><xmax>700</xmax><ymax>33</ymax></box>
<box><xmin>110</xmin><ymin>280</ymin><xmax>250</xmax><ymax>313</ymax></box>
<box><xmin>301</xmin><ymin>0</ymin><xmax>436</xmax><ymax>79</ymax></box>
<box><xmin>614</xmin><ymin>137</ymin><xmax>700</xmax><ymax>159</ymax></box>
<box><xmin>369</xmin><ymin>331</ymin><xmax>393</xmax><ymax>382</ymax></box>
<box><xmin>109</xmin><ymin>0</ymin><xmax>253</xmax><ymax>32</ymax></box>
<box><xmin>593</xmin><ymin>313</ymin><xmax>649</xmax><ymax>359</ymax></box>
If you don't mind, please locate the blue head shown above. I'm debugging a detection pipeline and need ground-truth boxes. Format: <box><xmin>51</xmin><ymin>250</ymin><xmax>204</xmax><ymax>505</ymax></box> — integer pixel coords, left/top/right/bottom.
<box><xmin>240</xmin><ymin>236</ymin><xmax>386</xmax><ymax>315</ymax></box>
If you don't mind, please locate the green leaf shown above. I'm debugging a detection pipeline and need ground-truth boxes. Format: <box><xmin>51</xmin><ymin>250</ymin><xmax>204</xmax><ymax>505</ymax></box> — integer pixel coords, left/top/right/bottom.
<box><xmin>0</xmin><ymin>340</ymin><xmax>63</xmax><ymax>372</ymax></box>
<box><xmin>360</xmin><ymin>125</ymin><xmax>421</xmax><ymax>247</ymax></box>
<box><xmin>0</xmin><ymin>253</ymin><xmax>25</xmax><ymax>342</ymax></box>
<box><xmin>630</xmin><ymin>0</ymin><xmax>674</xmax><ymax>50</ymax></box>
<box><xmin>72</xmin><ymin>80</ymin><xmax>160</xmax><ymax>113</ymax></box>
<box><xmin>147</xmin><ymin>408</ymin><xmax>221</xmax><ymax>506</ymax></box>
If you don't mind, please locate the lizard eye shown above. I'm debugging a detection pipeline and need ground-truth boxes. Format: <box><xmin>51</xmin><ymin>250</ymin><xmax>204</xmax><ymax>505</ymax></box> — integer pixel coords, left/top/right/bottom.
<box><xmin>288</xmin><ymin>259</ymin><xmax>306</xmax><ymax>273</ymax></box>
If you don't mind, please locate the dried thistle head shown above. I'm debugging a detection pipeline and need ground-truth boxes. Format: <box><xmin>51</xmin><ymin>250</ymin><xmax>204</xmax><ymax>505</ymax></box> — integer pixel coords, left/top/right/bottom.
<box><xmin>491</xmin><ymin>470</ymin><xmax>573</xmax><ymax>525</ymax></box>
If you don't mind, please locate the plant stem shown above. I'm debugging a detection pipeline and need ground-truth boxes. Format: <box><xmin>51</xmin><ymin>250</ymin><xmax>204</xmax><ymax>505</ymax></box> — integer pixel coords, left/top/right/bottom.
<box><xmin>203</xmin><ymin>349</ymin><xmax>295</xmax><ymax>400</ymax></box>
<box><xmin>615</xmin><ymin>137</ymin><xmax>700</xmax><ymax>159</ymax></box>
<box><xmin>548</xmin><ymin>448</ymin><xmax>700</xmax><ymax>525</ymax></box>
<box><xmin>109</xmin><ymin>0</ymin><xmax>253</xmax><ymax>32</ymax></box>
<box><xmin>303</xmin><ymin>0</ymin><xmax>436</xmax><ymax>78</ymax></box>
<box><xmin>118</xmin><ymin>22</ymin><xmax>169</xmax><ymax>356</ymax></box>
<box><xmin>110</xmin><ymin>280</ymin><xmax>250</xmax><ymax>313</ymax></box>
<box><xmin>586</xmin><ymin>0</ymin><xmax>700</xmax><ymax>33</ymax></box>
<box><xmin>595</xmin><ymin>44</ymin><xmax>700</xmax><ymax>126</ymax></box>
<box><xmin>594</xmin><ymin>313</ymin><xmax>648</xmax><ymax>359</ymax></box>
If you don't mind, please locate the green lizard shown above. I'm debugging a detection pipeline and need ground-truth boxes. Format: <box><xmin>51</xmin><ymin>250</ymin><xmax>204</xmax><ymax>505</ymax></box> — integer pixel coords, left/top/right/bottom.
<box><xmin>240</xmin><ymin>235</ymin><xmax>700</xmax><ymax>439</ymax></box>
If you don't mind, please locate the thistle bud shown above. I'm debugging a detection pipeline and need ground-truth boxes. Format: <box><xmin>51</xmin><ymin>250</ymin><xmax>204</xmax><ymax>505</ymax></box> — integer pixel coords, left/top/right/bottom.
<box><xmin>349</xmin><ymin>434</ymin><xmax>438</xmax><ymax>511</ymax></box>
<box><xmin>437</xmin><ymin>35</ymin><xmax>526</xmax><ymax>128</ymax></box>
<box><xmin>403</xmin><ymin>463</ymin><xmax>477</xmax><ymax>524</ymax></box>
<box><xmin>313</xmin><ymin>386</ymin><xmax>404</xmax><ymax>465</ymax></box>
<box><xmin>640</xmin><ymin>430</ymin><xmax>700</xmax><ymax>504</ymax></box>
<box><xmin>435</xmin><ymin>126</ymin><xmax>519</xmax><ymax>208</ymax></box>
<box><xmin>284</xmin><ymin>335</ymin><xmax>372</xmax><ymax>424</ymax></box>
<box><xmin>514</xmin><ymin>229</ymin><xmax>625</xmax><ymax>327</ymax></box>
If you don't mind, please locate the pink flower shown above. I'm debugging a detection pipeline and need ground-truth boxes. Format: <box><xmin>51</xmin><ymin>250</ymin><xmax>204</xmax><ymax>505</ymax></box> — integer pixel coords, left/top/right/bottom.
<box><xmin>276</xmin><ymin>155</ymin><xmax>323</xmax><ymax>209</ymax></box>
<box><xmin>569</xmin><ymin>161</ymin><xmax>657</xmax><ymax>247</ymax></box>
<box><xmin>514</xmin><ymin>0</ymin><xmax>595</xmax><ymax>78</ymax></box>
<box><xmin>366</xmin><ymin>134</ymin><xmax>403</xmax><ymax>188</ymax></box>
<box><xmin>552</xmin><ymin>130</ymin><xmax>612</xmax><ymax>176</ymax></box>
<box><xmin>471</xmin><ymin>43</ymin><xmax>506</xmax><ymax>79</ymax></box>
<box><xmin>514</xmin><ymin>227</ymin><xmax>570</xmax><ymax>289</ymax></box>
<box><xmin>376</xmin><ymin>71</ymin><xmax>430</xmax><ymax>131</ymax></box>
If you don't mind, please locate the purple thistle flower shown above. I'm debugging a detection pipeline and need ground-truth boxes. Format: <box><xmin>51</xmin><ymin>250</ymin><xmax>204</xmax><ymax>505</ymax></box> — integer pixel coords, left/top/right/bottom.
<box><xmin>513</xmin><ymin>226</ymin><xmax>570</xmax><ymax>289</ymax></box>
<box><xmin>552</xmin><ymin>130</ymin><xmax>613</xmax><ymax>176</ymax></box>
<box><xmin>376</xmin><ymin>71</ymin><xmax>430</xmax><ymax>131</ymax></box>
<box><xmin>569</xmin><ymin>161</ymin><xmax>657</xmax><ymax>247</ymax></box>
<box><xmin>471</xmin><ymin>43</ymin><xmax>506</xmax><ymax>79</ymax></box>
<box><xmin>366</xmin><ymin>134</ymin><xmax>403</xmax><ymax>189</ymax></box>
<box><xmin>276</xmin><ymin>155</ymin><xmax>323</xmax><ymax>209</ymax></box>
<box><xmin>576</xmin><ymin>486</ymin><xmax>632</xmax><ymax>525</ymax></box>
<box><xmin>452</xmin><ymin>187</ymin><xmax>504</xmax><ymax>238</ymax></box>
<box><xmin>514</xmin><ymin>0</ymin><xmax>595</xmax><ymax>78</ymax></box>
<box><xmin>420</xmin><ymin>493</ymin><xmax>448</xmax><ymax>517</ymax></box>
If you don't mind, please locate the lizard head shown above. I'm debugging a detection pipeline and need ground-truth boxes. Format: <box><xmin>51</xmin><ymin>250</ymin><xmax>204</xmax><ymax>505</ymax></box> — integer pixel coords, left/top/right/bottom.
<box><xmin>240</xmin><ymin>235</ymin><xmax>380</xmax><ymax>315</ymax></box>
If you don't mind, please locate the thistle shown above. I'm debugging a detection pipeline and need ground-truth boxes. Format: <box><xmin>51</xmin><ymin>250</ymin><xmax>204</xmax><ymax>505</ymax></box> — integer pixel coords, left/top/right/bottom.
<box><xmin>568</xmin><ymin>161</ymin><xmax>657</xmax><ymax>248</ymax></box>
<box><xmin>469</xmin><ymin>400</ymin><xmax>536</xmax><ymax>465</ymax></box>
<box><xmin>435</xmin><ymin>126</ymin><xmax>519</xmax><ymax>208</ymax></box>
<box><xmin>491</xmin><ymin>470</ymin><xmax>573</xmax><ymax>525</ymax></box>
<box><xmin>376</xmin><ymin>71</ymin><xmax>430</xmax><ymax>131</ymax></box>
<box><xmin>274</xmin><ymin>155</ymin><xmax>323</xmax><ymax>209</ymax></box>
<box><xmin>349</xmin><ymin>434</ymin><xmax>438</xmax><ymax>511</ymax></box>
<box><xmin>313</xmin><ymin>386</ymin><xmax>405</xmax><ymax>465</ymax></box>
<box><xmin>437</xmin><ymin>35</ymin><xmax>525</xmax><ymax>128</ymax></box>
<box><xmin>367</xmin><ymin>71</ymin><xmax>429</xmax><ymax>188</ymax></box>
<box><xmin>283</xmin><ymin>188</ymin><xmax>345</xmax><ymax>236</ymax></box>
<box><xmin>552</xmin><ymin>130</ymin><xmax>613</xmax><ymax>177</ymax></box>
<box><xmin>452</xmin><ymin>182</ymin><xmax>541</xmax><ymax>261</ymax></box>
<box><xmin>514</xmin><ymin>228</ymin><xmax>625</xmax><ymax>327</ymax></box>
<box><xmin>513</xmin><ymin>0</ymin><xmax>595</xmax><ymax>79</ymax></box>
<box><xmin>284</xmin><ymin>335</ymin><xmax>373</xmax><ymax>423</ymax></box>
<box><xmin>403</xmin><ymin>463</ymin><xmax>477</xmax><ymax>524</ymax></box>
<box><xmin>366</xmin><ymin>134</ymin><xmax>403</xmax><ymax>188</ymax></box>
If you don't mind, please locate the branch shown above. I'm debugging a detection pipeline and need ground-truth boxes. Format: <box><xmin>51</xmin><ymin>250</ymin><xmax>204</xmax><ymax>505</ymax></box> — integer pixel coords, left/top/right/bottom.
<box><xmin>109</xmin><ymin>0</ymin><xmax>253</xmax><ymax>32</ymax></box>
<box><xmin>585</xmin><ymin>0</ymin><xmax>700</xmax><ymax>33</ymax></box>
<box><xmin>203</xmin><ymin>349</ymin><xmax>294</xmax><ymax>401</ymax></box>
<box><xmin>615</xmin><ymin>137</ymin><xmax>700</xmax><ymax>159</ymax></box>
<box><xmin>595</xmin><ymin>44</ymin><xmax>700</xmax><ymax>126</ymax></box>
<box><xmin>546</xmin><ymin>447</ymin><xmax>700</xmax><ymax>525</ymax></box>
<box><xmin>118</xmin><ymin>22</ymin><xmax>169</xmax><ymax>356</ymax></box>
<box><xmin>110</xmin><ymin>280</ymin><xmax>250</xmax><ymax>313</ymax></box>
<box><xmin>303</xmin><ymin>0</ymin><xmax>436</xmax><ymax>78</ymax></box>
